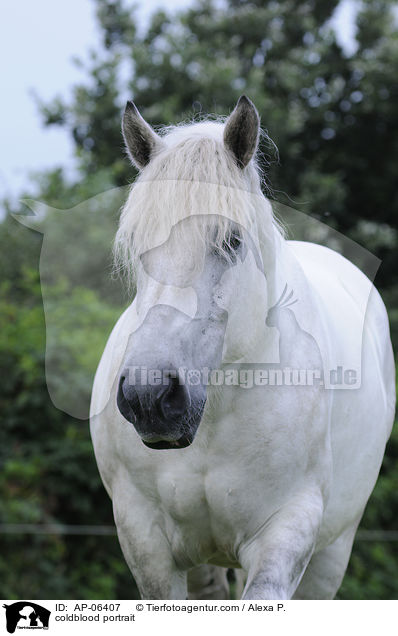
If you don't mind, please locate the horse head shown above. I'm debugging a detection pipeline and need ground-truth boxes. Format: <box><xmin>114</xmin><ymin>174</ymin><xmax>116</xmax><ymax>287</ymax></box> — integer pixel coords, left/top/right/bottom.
<box><xmin>116</xmin><ymin>96</ymin><xmax>269</xmax><ymax>449</ymax></box>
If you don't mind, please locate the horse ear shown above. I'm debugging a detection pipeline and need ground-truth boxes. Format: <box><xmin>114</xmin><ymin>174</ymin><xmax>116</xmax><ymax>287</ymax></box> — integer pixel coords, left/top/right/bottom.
<box><xmin>224</xmin><ymin>95</ymin><xmax>260</xmax><ymax>168</ymax></box>
<box><xmin>122</xmin><ymin>101</ymin><xmax>163</xmax><ymax>169</ymax></box>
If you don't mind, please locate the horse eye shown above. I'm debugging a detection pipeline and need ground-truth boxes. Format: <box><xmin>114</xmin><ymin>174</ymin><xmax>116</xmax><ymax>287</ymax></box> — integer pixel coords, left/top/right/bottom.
<box><xmin>221</xmin><ymin>232</ymin><xmax>242</xmax><ymax>255</ymax></box>
<box><xmin>229</xmin><ymin>232</ymin><xmax>242</xmax><ymax>252</ymax></box>
<box><xmin>212</xmin><ymin>231</ymin><xmax>243</xmax><ymax>259</ymax></box>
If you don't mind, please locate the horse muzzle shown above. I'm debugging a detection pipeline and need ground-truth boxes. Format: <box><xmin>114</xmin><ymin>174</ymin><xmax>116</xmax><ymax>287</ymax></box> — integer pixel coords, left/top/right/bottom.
<box><xmin>117</xmin><ymin>367</ymin><xmax>207</xmax><ymax>449</ymax></box>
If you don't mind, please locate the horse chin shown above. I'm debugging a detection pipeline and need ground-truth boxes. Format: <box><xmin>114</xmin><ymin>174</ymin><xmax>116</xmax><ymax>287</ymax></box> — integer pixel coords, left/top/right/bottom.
<box><xmin>138</xmin><ymin>397</ymin><xmax>206</xmax><ymax>450</ymax></box>
<box><xmin>142</xmin><ymin>434</ymin><xmax>193</xmax><ymax>450</ymax></box>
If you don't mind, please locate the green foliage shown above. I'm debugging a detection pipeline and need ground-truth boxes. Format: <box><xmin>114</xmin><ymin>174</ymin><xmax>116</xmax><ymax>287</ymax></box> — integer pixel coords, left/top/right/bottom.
<box><xmin>0</xmin><ymin>249</ymin><xmax>135</xmax><ymax>598</ymax></box>
<box><xmin>1</xmin><ymin>0</ymin><xmax>397</xmax><ymax>600</ymax></box>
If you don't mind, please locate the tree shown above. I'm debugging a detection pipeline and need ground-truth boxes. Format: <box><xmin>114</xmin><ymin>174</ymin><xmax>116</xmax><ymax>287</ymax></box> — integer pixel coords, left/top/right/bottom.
<box><xmin>41</xmin><ymin>0</ymin><xmax>398</xmax><ymax>286</ymax></box>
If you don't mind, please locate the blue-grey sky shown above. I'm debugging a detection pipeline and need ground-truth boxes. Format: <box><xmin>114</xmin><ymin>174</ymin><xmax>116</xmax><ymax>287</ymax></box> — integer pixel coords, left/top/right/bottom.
<box><xmin>1</xmin><ymin>0</ymin><xmax>358</xmax><ymax>202</ymax></box>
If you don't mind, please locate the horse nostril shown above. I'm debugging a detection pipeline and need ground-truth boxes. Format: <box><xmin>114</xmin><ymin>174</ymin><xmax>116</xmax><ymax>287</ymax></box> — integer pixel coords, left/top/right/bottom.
<box><xmin>117</xmin><ymin>374</ymin><xmax>141</xmax><ymax>423</ymax></box>
<box><xmin>156</xmin><ymin>373</ymin><xmax>191</xmax><ymax>420</ymax></box>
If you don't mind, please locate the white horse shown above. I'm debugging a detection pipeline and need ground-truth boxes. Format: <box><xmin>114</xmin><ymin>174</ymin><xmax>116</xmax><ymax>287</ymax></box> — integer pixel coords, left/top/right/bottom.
<box><xmin>90</xmin><ymin>96</ymin><xmax>395</xmax><ymax>599</ymax></box>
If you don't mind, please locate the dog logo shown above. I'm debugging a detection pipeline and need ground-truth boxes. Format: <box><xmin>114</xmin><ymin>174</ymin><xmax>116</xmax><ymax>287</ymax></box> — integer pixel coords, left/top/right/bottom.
<box><xmin>2</xmin><ymin>602</ymin><xmax>50</xmax><ymax>633</ymax></box>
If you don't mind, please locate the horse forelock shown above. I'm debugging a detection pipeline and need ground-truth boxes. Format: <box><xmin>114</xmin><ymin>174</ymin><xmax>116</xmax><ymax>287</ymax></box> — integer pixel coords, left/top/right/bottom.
<box><xmin>114</xmin><ymin>119</ymin><xmax>283</xmax><ymax>286</ymax></box>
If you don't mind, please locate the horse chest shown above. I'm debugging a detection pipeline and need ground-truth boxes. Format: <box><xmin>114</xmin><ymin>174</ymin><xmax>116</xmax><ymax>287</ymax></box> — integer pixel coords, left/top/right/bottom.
<box><xmin>156</xmin><ymin>469</ymin><xmax>209</xmax><ymax>525</ymax></box>
<box><xmin>153</xmin><ymin>460</ymin><xmax>252</xmax><ymax>562</ymax></box>
<box><xmin>151</xmin><ymin>447</ymin><xmax>289</xmax><ymax>565</ymax></box>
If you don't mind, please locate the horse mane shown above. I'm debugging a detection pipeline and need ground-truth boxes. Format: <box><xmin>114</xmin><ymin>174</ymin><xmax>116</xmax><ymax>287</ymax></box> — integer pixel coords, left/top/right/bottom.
<box><xmin>114</xmin><ymin>118</ymin><xmax>284</xmax><ymax>286</ymax></box>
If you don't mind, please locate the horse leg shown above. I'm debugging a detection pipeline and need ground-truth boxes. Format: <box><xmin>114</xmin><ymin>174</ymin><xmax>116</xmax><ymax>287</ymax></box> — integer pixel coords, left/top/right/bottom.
<box><xmin>292</xmin><ymin>524</ymin><xmax>359</xmax><ymax>599</ymax></box>
<box><xmin>188</xmin><ymin>565</ymin><xmax>229</xmax><ymax>599</ymax></box>
<box><xmin>233</xmin><ymin>569</ymin><xmax>247</xmax><ymax>599</ymax></box>
<box><xmin>112</xmin><ymin>489</ymin><xmax>187</xmax><ymax>599</ymax></box>
<box><xmin>116</xmin><ymin>524</ymin><xmax>187</xmax><ymax>598</ymax></box>
<box><xmin>239</xmin><ymin>489</ymin><xmax>324</xmax><ymax>599</ymax></box>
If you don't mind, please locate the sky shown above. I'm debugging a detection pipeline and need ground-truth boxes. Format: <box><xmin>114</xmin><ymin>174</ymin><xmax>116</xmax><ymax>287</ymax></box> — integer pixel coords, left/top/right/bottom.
<box><xmin>0</xmin><ymin>0</ymin><xmax>359</xmax><ymax>203</ymax></box>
